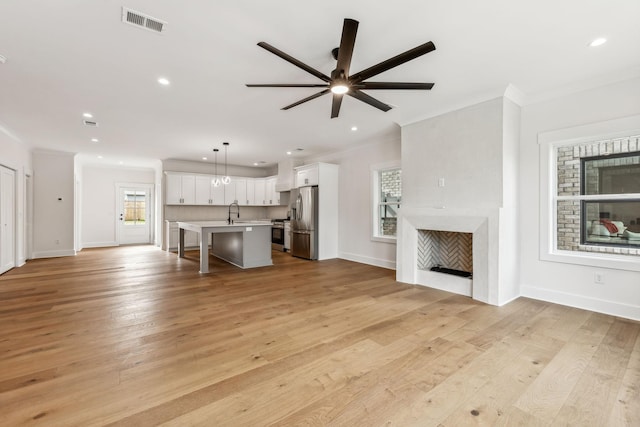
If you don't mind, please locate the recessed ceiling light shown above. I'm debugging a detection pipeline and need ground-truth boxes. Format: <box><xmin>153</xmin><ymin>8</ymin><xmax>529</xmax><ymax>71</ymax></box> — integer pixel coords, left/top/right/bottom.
<box><xmin>83</xmin><ymin>112</ymin><xmax>93</xmax><ymax>118</ymax></box>
<box><xmin>202</xmin><ymin>156</ymin><xmax>207</xmax><ymax>160</ymax></box>
<box><xmin>157</xmin><ymin>77</ymin><xmax>170</xmax><ymax>85</ymax></box>
<box><xmin>253</xmin><ymin>162</ymin><xmax>259</xmax><ymax>166</ymax></box>
<box><xmin>118</xmin><ymin>161</ymin><xmax>124</xmax><ymax>165</ymax></box>
<box><xmin>351</xmin><ymin>126</ymin><xmax>358</xmax><ymax>131</ymax></box>
<box><xmin>97</xmin><ymin>155</ymin><xmax>103</xmax><ymax>159</ymax></box>
<box><xmin>589</xmin><ymin>37</ymin><xmax>607</xmax><ymax>47</ymax></box>
<box><xmin>91</xmin><ymin>138</ymin><xmax>99</xmax><ymax>142</ymax></box>
<box><xmin>286</xmin><ymin>151</ymin><xmax>292</xmax><ymax>155</ymax></box>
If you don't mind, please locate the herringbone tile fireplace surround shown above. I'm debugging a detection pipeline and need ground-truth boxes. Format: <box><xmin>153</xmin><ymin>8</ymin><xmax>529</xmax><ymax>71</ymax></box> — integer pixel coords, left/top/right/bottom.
<box><xmin>417</xmin><ymin>230</ymin><xmax>473</xmax><ymax>274</ymax></box>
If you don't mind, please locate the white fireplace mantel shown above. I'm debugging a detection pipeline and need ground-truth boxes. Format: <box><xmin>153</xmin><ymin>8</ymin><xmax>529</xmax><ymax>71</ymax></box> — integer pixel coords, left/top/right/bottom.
<box><xmin>396</xmin><ymin>206</ymin><xmax>505</xmax><ymax>305</ymax></box>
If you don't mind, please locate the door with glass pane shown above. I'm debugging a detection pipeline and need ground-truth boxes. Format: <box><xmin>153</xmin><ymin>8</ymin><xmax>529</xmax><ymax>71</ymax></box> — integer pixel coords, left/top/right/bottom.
<box><xmin>117</xmin><ymin>185</ymin><xmax>153</xmax><ymax>245</ymax></box>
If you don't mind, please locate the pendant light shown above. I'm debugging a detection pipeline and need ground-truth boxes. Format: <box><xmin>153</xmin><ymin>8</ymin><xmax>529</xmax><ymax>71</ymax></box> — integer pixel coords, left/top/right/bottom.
<box><xmin>222</xmin><ymin>142</ymin><xmax>231</xmax><ymax>185</ymax></box>
<box><xmin>212</xmin><ymin>148</ymin><xmax>221</xmax><ymax>187</ymax></box>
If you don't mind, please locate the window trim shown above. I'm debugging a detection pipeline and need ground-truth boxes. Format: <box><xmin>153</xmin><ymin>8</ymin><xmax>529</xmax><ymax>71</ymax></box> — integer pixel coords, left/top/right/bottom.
<box><xmin>538</xmin><ymin>114</ymin><xmax>640</xmax><ymax>272</ymax></box>
<box><xmin>371</xmin><ymin>161</ymin><xmax>400</xmax><ymax>243</ymax></box>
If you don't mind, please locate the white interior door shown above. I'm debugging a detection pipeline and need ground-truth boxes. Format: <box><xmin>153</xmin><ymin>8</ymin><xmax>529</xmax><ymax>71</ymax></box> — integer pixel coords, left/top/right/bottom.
<box><xmin>1</xmin><ymin>165</ymin><xmax>16</xmax><ymax>274</ymax></box>
<box><xmin>117</xmin><ymin>184</ymin><xmax>153</xmax><ymax>245</ymax></box>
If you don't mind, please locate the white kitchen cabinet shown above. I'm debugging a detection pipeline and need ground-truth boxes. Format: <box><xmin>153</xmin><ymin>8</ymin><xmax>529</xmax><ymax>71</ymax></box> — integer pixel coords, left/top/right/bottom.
<box><xmin>165</xmin><ymin>173</ymin><xmax>196</xmax><ymax>205</ymax></box>
<box><xmin>195</xmin><ymin>176</ymin><xmax>210</xmax><ymax>204</ymax></box>
<box><xmin>295</xmin><ymin>164</ymin><xmax>319</xmax><ymax>187</ymax></box>
<box><xmin>165</xmin><ymin>172</ymin><xmax>279</xmax><ymax>206</ymax></box>
<box><xmin>223</xmin><ymin>177</ymin><xmax>249</xmax><ymax>205</ymax></box>
<box><xmin>195</xmin><ymin>175</ymin><xmax>225</xmax><ymax>205</ymax></box>
<box><xmin>235</xmin><ymin>178</ymin><xmax>248</xmax><ymax>205</ymax></box>
<box><xmin>212</xmin><ymin>181</ymin><xmax>225</xmax><ymax>205</ymax></box>
<box><xmin>265</xmin><ymin>177</ymin><xmax>276</xmax><ymax>205</ymax></box>
<box><xmin>254</xmin><ymin>178</ymin><xmax>266</xmax><ymax>205</ymax></box>
<box><xmin>245</xmin><ymin>178</ymin><xmax>256</xmax><ymax>205</ymax></box>
<box><xmin>224</xmin><ymin>180</ymin><xmax>237</xmax><ymax>205</ymax></box>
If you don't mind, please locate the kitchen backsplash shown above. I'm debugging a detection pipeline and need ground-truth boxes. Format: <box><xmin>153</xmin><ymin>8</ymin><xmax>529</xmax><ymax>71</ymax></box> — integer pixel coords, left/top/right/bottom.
<box><xmin>164</xmin><ymin>205</ymin><xmax>288</xmax><ymax>221</ymax></box>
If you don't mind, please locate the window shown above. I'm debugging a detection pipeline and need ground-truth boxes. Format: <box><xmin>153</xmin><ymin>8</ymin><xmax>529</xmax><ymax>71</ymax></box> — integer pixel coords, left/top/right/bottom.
<box><xmin>554</xmin><ymin>137</ymin><xmax>640</xmax><ymax>256</ymax></box>
<box><xmin>372</xmin><ymin>165</ymin><xmax>401</xmax><ymax>241</ymax></box>
<box><xmin>540</xmin><ymin>116</ymin><xmax>640</xmax><ymax>271</ymax></box>
<box><xmin>123</xmin><ymin>190</ymin><xmax>147</xmax><ymax>225</ymax></box>
<box><xmin>581</xmin><ymin>152</ymin><xmax>640</xmax><ymax>247</ymax></box>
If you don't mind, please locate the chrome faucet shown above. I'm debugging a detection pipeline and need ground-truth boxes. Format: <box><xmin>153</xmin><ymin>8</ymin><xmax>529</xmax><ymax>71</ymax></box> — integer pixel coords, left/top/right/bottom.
<box><xmin>228</xmin><ymin>201</ymin><xmax>240</xmax><ymax>224</ymax></box>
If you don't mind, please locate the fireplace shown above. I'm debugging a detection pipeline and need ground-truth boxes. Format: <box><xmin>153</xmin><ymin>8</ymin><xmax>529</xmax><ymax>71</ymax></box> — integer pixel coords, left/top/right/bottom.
<box><xmin>396</xmin><ymin>206</ymin><xmax>504</xmax><ymax>305</ymax></box>
<box><xmin>418</xmin><ymin>230</ymin><xmax>473</xmax><ymax>277</ymax></box>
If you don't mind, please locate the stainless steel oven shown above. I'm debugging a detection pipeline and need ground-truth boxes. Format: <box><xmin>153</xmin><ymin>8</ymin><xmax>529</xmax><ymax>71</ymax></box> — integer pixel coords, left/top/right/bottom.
<box><xmin>271</xmin><ymin>219</ymin><xmax>285</xmax><ymax>251</ymax></box>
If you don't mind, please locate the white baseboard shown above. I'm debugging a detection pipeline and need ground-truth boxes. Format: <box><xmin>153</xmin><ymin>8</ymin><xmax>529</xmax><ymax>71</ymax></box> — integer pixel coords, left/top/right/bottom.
<box><xmin>521</xmin><ymin>285</ymin><xmax>640</xmax><ymax>321</ymax></box>
<box><xmin>32</xmin><ymin>249</ymin><xmax>77</xmax><ymax>259</ymax></box>
<box><xmin>338</xmin><ymin>251</ymin><xmax>396</xmax><ymax>270</ymax></box>
<box><xmin>82</xmin><ymin>241</ymin><xmax>118</xmax><ymax>249</ymax></box>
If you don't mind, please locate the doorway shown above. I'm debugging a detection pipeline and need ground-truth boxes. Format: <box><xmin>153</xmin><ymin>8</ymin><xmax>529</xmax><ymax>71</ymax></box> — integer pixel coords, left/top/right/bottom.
<box><xmin>116</xmin><ymin>184</ymin><xmax>153</xmax><ymax>245</ymax></box>
<box><xmin>1</xmin><ymin>165</ymin><xmax>16</xmax><ymax>274</ymax></box>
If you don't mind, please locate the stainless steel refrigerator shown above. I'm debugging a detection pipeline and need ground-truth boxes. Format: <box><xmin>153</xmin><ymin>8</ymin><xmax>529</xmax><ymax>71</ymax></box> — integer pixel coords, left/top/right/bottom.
<box><xmin>290</xmin><ymin>186</ymin><xmax>318</xmax><ymax>260</ymax></box>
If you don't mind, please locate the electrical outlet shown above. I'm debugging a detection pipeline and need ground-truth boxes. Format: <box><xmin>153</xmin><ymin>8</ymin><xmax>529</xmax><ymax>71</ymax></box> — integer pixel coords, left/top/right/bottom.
<box><xmin>55</xmin><ymin>239</ymin><xmax>60</xmax><ymax>245</ymax></box>
<box><xmin>594</xmin><ymin>272</ymin><xmax>605</xmax><ymax>284</ymax></box>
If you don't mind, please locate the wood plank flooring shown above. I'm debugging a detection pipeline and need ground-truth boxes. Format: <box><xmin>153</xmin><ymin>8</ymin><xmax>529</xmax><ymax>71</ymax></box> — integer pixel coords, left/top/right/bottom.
<box><xmin>0</xmin><ymin>246</ymin><xmax>638</xmax><ymax>426</ymax></box>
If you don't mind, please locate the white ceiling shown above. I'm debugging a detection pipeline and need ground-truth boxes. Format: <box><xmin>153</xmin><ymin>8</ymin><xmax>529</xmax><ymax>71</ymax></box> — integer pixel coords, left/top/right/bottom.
<box><xmin>1</xmin><ymin>1</ymin><xmax>639</xmax><ymax>170</ymax></box>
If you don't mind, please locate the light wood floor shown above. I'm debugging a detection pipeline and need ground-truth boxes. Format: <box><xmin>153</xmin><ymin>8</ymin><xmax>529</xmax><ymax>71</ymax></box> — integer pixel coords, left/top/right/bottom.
<box><xmin>1</xmin><ymin>246</ymin><xmax>638</xmax><ymax>426</ymax></box>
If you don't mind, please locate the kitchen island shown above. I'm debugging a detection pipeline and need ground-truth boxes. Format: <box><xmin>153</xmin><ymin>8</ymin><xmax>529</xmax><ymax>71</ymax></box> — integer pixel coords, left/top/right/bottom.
<box><xmin>176</xmin><ymin>221</ymin><xmax>272</xmax><ymax>273</ymax></box>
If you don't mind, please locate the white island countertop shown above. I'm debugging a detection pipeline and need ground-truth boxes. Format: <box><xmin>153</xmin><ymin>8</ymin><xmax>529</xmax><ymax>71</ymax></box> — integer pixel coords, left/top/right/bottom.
<box><xmin>176</xmin><ymin>220</ymin><xmax>273</xmax><ymax>273</ymax></box>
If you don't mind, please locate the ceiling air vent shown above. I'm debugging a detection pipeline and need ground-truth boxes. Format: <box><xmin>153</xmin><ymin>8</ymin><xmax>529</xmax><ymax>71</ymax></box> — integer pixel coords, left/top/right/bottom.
<box><xmin>121</xmin><ymin>7</ymin><xmax>167</xmax><ymax>34</ymax></box>
<box><xmin>83</xmin><ymin>120</ymin><xmax>98</xmax><ymax>127</ymax></box>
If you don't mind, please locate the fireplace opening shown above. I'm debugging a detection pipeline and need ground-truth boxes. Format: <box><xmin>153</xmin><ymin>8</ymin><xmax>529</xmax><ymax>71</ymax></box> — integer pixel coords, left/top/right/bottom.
<box><xmin>417</xmin><ymin>230</ymin><xmax>473</xmax><ymax>277</ymax></box>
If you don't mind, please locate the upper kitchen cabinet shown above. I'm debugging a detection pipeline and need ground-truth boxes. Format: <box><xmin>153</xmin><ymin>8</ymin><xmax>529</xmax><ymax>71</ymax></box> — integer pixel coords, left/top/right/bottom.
<box><xmin>224</xmin><ymin>178</ymin><xmax>251</xmax><ymax>205</ymax></box>
<box><xmin>294</xmin><ymin>164</ymin><xmax>320</xmax><ymax>187</ymax></box>
<box><xmin>253</xmin><ymin>178</ymin><xmax>266</xmax><ymax>205</ymax></box>
<box><xmin>195</xmin><ymin>175</ymin><xmax>224</xmax><ymax>205</ymax></box>
<box><xmin>265</xmin><ymin>177</ymin><xmax>277</xmax><ymax>205</ymax></box>
<box><xmin>165</xmin><ymin>172</ymin><xmax>196</xmax><ymax>205</ymax></box>
<box><xmin>275</xmin><ymin>158</ymin><xmax>302</xmax><ymax>192</ymax></box>
<box><xmin>235</xmin><ymin>178</ymin><xmax>249</xmax><ymax>205</ymax></box>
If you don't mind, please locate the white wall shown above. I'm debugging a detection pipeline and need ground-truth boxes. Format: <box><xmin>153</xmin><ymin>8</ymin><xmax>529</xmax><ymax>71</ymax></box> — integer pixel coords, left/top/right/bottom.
<box><xmin>304</xmin><ymin>137</ymin><xmax>401</xmax><ymax>269</ymax></box>
<box><xmin>519</xmin><ymin>76</ymin><xmax>640</xmax><ymax>320</ymax></box>
<box><xmin>81</xmin><ymin>165</ymin><xmax>156</xmax><ymax>248</ymax></box>
<box><xmin>32</xmin><ymin>150</ymin><xmax>75</xmax><ymax>258</ymax></box>
<box><xmin>402</xmin><ymin>98</ymin><xmax>505</xmax><ymax>210</ymax></box>
<box><xmin>0</xmin><ymin>132</ymin><xmax>31</xmax><ymax>265</ymax></box>
<box><xmin>162</xmin><ymin>159</ymin><xmax>270</xmax><ymax>177</ymax></box>
<box><xmin>500</xmin><ymin>97</ymin><xmax>521</xmax><ymax>303</ymax></box>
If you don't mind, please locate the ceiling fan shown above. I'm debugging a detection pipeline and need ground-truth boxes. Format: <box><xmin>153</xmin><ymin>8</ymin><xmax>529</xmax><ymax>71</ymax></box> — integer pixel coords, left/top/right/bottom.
<box><xmin>246</xmin><ymin>18</ymin><xmax>436</xmax><ymax>118</ymax></box>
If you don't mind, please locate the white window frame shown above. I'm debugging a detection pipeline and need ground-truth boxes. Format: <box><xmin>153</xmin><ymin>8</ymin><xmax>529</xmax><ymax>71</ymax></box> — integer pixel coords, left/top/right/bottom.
<box><xmin>539</xmin><ymin>114</ymin><xmax>640</xmax><ymax>272</ymax></box>
<box><xmin>371</xmin><ymin>161</ymin><xmax>400</xmax><ymax>243</ymax></box>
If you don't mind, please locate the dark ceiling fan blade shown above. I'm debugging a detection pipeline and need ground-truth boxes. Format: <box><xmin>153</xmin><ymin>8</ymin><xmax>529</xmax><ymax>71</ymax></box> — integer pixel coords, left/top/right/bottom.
<box><xmin>347</xmin><ymin>90</ymin><xmax>392</xmax><ymax>112</ymax></box>
<box><xmin>350</xmin><ymin>41</ymin><xmax>436</xmax><ymax>83</ymax></box>
<box><xmin>246</xmin><ymin>84</ymin><xmax>329</xmax><ymax>88</ymax></box>
<box><xmin>257</xmin><ymin>42</ymin><xmax>331</xmax><ymax>82</ymax></box>
<box><xmin>335</xmin><ymin>19</ymin><xmax>359</xmax><ymax>78</ymax></box>
<box><xmin>354</xmin><ymin>82</ymin><xmax>434</xmax><ymax>90</ymax></box>
<box><xmin>282</xmin><ymin>89</ymin><xmax>331</xmax><ymax>110</ymax></box>
<box><xmin>331</xmin><ymin>93</ymin><xmax>344</xmax><ymax>118</ymax></box>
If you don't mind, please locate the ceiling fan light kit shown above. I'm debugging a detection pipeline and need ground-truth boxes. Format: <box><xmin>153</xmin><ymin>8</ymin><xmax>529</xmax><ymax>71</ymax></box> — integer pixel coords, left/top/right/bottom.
<box><xmin>247</xmin><ymin>18</ymin><xmax>436</xmax><ymax>118</ymax></box>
